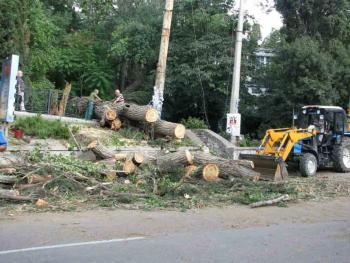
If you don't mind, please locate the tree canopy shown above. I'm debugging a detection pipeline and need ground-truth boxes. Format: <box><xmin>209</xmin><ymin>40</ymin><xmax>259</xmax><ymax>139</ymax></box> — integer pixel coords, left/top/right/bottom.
<box><xmin>252</xmin><ymin>0</ymin><xmax>350</xmax><ymax>135</ymax></box>
<box><xmin>1</xmin><ymin>0</ymin><xmax>349</xmax><ymax>138</ymax></box>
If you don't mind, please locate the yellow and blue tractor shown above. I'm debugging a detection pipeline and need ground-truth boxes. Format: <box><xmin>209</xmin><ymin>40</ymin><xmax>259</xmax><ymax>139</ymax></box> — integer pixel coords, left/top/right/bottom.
<box><xmin>241</xmin><ymin>105</ymin><xmax>350</xmax><ymax>181</ymax></box>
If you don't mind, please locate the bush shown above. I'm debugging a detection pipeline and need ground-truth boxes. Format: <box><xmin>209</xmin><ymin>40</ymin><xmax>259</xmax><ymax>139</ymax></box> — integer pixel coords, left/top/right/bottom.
<box><xmin>181</xmin><ymin>117</ymin><xmax>208</xmax><ymax>129</ymax></box>
<box><xmin>14</xmin><ymin>116</ymin><xmax>70</xmax><ymax>139</ymax></box>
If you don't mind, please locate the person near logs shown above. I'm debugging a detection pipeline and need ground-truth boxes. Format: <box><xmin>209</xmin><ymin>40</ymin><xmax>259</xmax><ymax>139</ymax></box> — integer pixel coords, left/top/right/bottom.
<box><xmin>113</xmin><ymin>89</ymin><xmax>124</xmax><ymax>104</ymax></box>
<box><xmin>0</xmin><ymin>129</ymin><xmax>8</xmax><ymax>152</ymax></box>
<box><xmin>85</xmin><ymin>89</ymin><xmax>102</xmax><ymax>120</ymax></box>
<box><xmin>15</xmin><ymin>70</ymin><xmax>26</xmax><ymax>111</ymax></box>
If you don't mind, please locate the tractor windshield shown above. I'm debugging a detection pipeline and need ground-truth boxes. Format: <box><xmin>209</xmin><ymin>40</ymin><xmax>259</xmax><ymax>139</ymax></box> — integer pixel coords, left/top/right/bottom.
<box><xmin>298</xmin><ymin>110</ymin><xmax>325</xmax><ymax>132</ymax></box>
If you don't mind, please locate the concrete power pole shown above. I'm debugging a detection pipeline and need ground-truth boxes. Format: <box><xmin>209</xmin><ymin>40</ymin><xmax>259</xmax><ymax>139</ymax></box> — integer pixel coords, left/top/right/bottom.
<box><xmin>152</xmin><ymin>0</ymin><xmax>174</xmax><ymax>118</ymax></box>
<box><xmin>228</xmin><ymin>0</ymin><xmax>244</xmax><ymax>145</ymax></box>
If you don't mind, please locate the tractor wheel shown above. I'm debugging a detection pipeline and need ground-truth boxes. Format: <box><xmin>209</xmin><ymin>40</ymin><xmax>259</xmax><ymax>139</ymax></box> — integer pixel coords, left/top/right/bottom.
<box><xmin>333</xmin><ymin>138</ymin><xmax>350</xmax><ymax>173</ymax></box>
<box><xmin>299</xmin><ymin>153</ymin><xmax>317</xmax><ymax>177</ymax></box>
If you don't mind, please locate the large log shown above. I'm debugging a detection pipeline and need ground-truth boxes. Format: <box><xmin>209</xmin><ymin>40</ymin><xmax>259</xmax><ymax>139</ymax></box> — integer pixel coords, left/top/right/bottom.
<box><xmin>121</xmin><ymin>104</ymin><xmax>158</xmax><ymax>123</ymax></box>
<box><xmin>95</xmin><ymin>102</ymin><xmax>125</xmax><ymax>121</ymax></box>
<box><xmin>215</xmin><ymin>161</ymin><xmax>260</xmax><ymax>179</ymax></box>
<box><xmin>192</xmin><ymin>152</ymin><xmax>259</xmax><ymax>179</ymax></box>
<box><xmin>156</xmin><ymin>150</ymin><xmax>193</xmax><ymax>173</ymax></box>
<box><xmin>87</xmin><ymin>140</ymin><xmax>115</xmax><ymax>159</ymax></box>
<box><xmin>154</xmin><ymin>120</ymin><xmax>186</xmax><ymax>139</ymax></box>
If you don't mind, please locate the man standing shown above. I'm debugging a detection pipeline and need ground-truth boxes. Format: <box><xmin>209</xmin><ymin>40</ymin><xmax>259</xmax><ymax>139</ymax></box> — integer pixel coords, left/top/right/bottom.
<box><xmin>113</xmin><ymin>89</ymin><xmax>124</xmax><ymax>104</ymax></box>
<box><xmin>16</xmin><ymin>70</ymin><xmax>26</xmax><ymax>111</ymax></box>
<box><xmin>85</xmin><ymin>89</ymin><xmax>102</xmax><ymax>120</ymax></box>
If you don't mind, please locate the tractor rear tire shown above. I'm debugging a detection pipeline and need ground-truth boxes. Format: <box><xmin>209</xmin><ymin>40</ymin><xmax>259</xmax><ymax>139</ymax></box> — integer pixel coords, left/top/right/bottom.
<box><xmin>299</xmin><ymin>153</ymin><xmax>317</xmax><ymax>177</ymax></box>
<box><xmin>333</xmin><ymin>138</ymin><xmax>350</xmax><ymax>173</ymax></box>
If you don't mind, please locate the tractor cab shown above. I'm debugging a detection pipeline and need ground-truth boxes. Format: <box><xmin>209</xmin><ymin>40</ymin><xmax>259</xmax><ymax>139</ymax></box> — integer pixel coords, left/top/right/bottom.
<box><xmin>297</xmin><ymin>106</ymin><xmax>347</xmax><ymax>146</ymax></box>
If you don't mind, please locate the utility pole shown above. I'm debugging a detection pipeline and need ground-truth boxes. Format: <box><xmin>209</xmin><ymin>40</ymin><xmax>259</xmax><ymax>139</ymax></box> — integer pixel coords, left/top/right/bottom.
<box><xmin>228</xmin><ymin>0</ymin><xmax>244</xmax><ymax>145</ymax></box>
<box><xmin>152</xmin><ymin>0</ymin><xmax>174</xmax><ymax>118</ymax></box>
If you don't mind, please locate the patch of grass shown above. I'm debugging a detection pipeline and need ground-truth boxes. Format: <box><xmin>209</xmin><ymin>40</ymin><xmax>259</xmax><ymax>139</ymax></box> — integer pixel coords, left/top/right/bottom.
<box><xmin>14</xmin><ymin>115</ymin><xmax>70</xmax><ymax>139</ymax></box>
<box><xmin>117</xmin><ymin>127</ymin><xmax>146</xmax><ymax>141</ymax></box>
<box><xmin>229</xmin><ymin>180</ymin><xmax>298</xmax><ymax>205</ymax></box>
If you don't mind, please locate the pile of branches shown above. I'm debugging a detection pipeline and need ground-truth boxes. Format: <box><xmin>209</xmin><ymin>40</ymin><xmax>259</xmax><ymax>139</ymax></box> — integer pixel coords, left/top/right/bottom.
<box><xmin>0</xmin><ymin>144</ymin><xmax>295</xmax><ymax>210</ymax></box>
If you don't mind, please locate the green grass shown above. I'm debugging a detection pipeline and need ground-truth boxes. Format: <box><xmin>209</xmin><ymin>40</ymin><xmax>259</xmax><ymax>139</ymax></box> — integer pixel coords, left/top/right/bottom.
<box><xmin>14</xmin><ymin>115</ymin><xmax>70</xmax><ymax>139</ymax></box>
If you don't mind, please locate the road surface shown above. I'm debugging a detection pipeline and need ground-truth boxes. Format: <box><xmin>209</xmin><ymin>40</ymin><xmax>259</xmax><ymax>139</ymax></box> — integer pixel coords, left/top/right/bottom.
<box><xmin>1</xmin><ymin>197</ymin><xmax>349</xmax><ymax>262</ymax></box>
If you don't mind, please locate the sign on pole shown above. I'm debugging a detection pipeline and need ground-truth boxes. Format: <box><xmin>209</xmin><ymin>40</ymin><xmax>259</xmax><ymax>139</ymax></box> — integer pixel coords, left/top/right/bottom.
<box><xmin>0</xmin><ymin>55</ymin><xmax>19</xmax><ymax>123</ymax></box>
<box><xmin>226</xmin><ymin>113</ymin><xmax>241</xmax><ymax>137</ymax></box>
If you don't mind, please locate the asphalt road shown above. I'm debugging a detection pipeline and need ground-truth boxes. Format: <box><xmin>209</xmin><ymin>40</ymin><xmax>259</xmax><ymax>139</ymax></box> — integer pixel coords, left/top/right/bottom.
<box><xmin>0</xmin><ymin>220</ymin><xmax>349</xmax><ymax>263</ymax></box>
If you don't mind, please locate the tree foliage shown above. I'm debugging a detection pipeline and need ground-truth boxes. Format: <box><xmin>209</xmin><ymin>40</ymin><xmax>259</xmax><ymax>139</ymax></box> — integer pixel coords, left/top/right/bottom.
<box><xmin>253</xmin><ymin>0</ymin><xmax>350</xmax><ymax>135</ymax></box>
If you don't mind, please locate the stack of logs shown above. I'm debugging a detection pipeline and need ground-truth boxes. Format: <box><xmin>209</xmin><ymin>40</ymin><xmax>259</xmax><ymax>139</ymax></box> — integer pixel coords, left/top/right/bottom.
<box><xmin>88</xmin><ymin>140</ymin><xmax>260</xmax><ymax>181</ymax></box>
<box><xmin>73</xmin><ymin>97</ymin><xmax>186</xmax><ymax>139</ymax></box>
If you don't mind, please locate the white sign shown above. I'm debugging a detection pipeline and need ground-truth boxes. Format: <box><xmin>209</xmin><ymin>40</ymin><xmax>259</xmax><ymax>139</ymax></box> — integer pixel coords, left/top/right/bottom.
<box><xmin>0</xmin><ymin>55</ymin><xmax>19</xmax><ymax>123</ymax></box>
<box><xmin>226</xmin><ymin>113</ymin><xmax>241</xmax><ymax>136</ymax></box>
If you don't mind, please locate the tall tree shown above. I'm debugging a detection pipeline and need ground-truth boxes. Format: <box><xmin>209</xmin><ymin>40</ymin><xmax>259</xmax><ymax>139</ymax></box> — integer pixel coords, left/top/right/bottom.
<box><xmin>254</xmin><ymin>0</ymin><xmax>350</xmax><ymax>134</ymax></box>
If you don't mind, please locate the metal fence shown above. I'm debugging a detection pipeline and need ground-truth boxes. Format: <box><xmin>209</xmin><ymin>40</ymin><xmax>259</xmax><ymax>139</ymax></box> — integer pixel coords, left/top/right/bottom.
<box><xmin>23</xmin><ymin>87</ymin><xmax>84</xmax><ymax>118</ymax></box>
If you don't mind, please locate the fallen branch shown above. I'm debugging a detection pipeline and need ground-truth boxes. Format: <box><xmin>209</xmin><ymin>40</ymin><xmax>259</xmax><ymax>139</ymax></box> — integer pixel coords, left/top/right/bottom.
<box><xmin>250</xmin><ymin>194</ymin><xmax>290</xmax><ymax>208</ymax></box>
<box><xmin>0</xmin><ymin>189</ymin><xmax>33</xmax><ymax>201</ymax></box>
<box><xmin>0</xmin><ymin>175</ymin><xmax>18</xmax><ymax>184</ymax></box>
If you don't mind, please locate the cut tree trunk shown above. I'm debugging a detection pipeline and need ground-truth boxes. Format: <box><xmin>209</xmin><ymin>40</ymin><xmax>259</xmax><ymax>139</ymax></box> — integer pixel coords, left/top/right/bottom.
<box><xmin>95</xmin><ymin>103</ymin><xmax>125</xmax><ymax>122</ymax></box>
<box><xmin>115</xmin><ymin>153</ymin><xmax>128</xmax><ymax>161</ymax></box>
<box><xmin>122</xmin><ymin>153</ymin><xmax>145</xmax><ymax>174</ymax></box>
<box><xmin>154</xmin><ymin>120</ymin><xmax>186</xmax><ymax>139</ymax></box>
<box><xmin>201</xmin><ymin>164</ymin><xmax>220</xmax><ymax>182</ymax></box>
<box><xmin>105</xmin><ymin>108</ymin><xmax>117</xmax><ymax>121</ymax></box>
<box><xmin>121</xmin><ymin>104</ymin><xmax>158</xmax><ymax>123</ymax></box>
<box><xmin>215</xmin><ymin>161</ymin><xmax>260</xmax><ymax>179</ymax></box>
<box><xmin>87</xmin><ymin>140</ymin><xmax>115</xmax><ymax>159</ymax></box>
<box><xmin>123</xmin><ymin>159</ymin><xmax>137</xmax><ymax>174</ymax></box>
<box><xmin>156</xmin><ymin>150</ymin><xmax>193</xmax><ymax>173</ymax></box>
<box><xmin>132</xmin><ymin>153</ymin><xmax>144</xmax><ymax>166</ymax></box>
<box><xmin>192</xmin><ymin>152</ymin><xmax>254</xmax><ymax>169</ymax></box>
<box><xmin>191</xmin><ymin>152</ymin><xmax>258</xmax><ymax>178</ymax></box>
<box><xmin>110</xmin><ymin>118</ymin><xmax>122</xmax><ymax>130</ymax></box>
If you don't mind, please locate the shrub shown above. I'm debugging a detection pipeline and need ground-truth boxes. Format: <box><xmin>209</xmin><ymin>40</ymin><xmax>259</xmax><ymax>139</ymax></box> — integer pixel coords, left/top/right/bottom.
<box><xmin>181</xmin><ymin>117</ymin><xmax>208</xmax><ymax>129</ymax></box>
<box><xmin>14</xmin><ymin>116</ymin><xmax>70</xmax><ymax>139</ymax></box>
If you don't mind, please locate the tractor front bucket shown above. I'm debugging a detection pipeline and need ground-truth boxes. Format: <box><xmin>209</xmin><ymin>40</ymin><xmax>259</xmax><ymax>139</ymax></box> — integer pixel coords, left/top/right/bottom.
<box><xmin>240</xmin><ymin>154</ymin><xmax>288</xmax><ymax>181</ymax></box>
